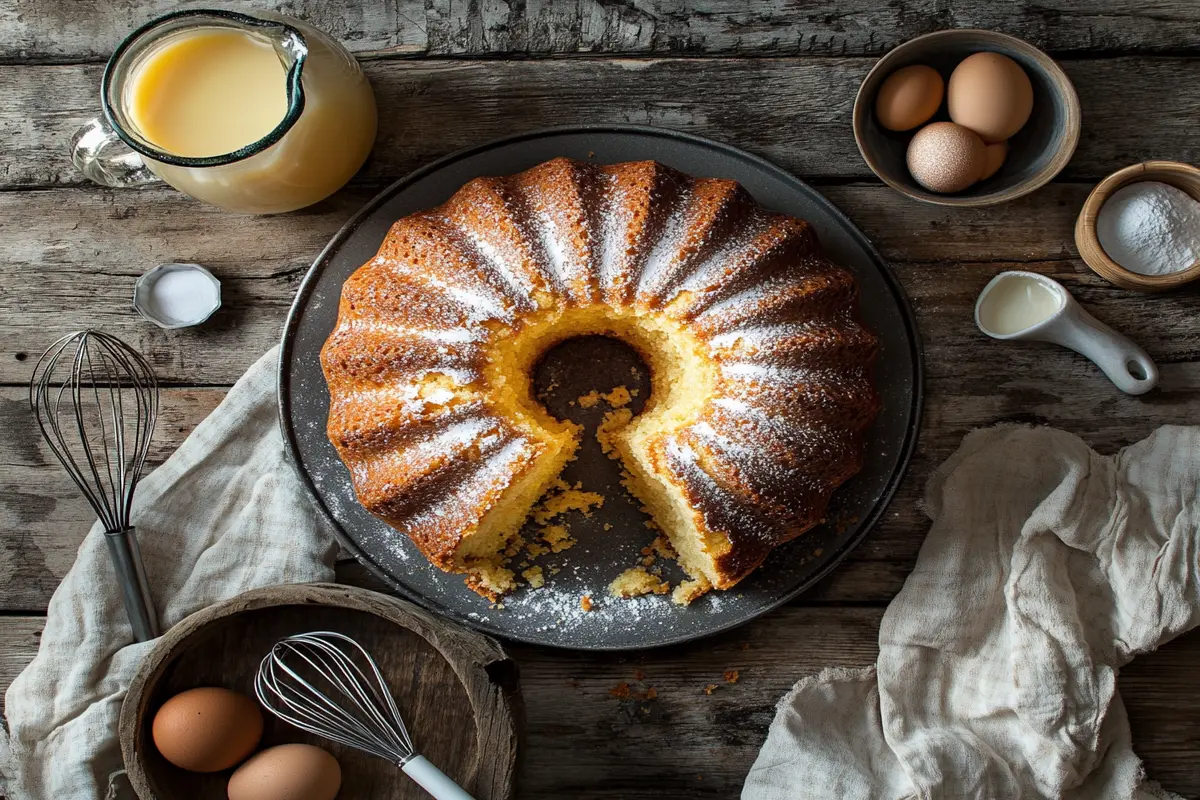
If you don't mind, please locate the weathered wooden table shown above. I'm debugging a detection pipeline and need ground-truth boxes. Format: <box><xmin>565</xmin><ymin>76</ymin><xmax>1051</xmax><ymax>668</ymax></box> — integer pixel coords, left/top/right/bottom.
<box><xmin>3</xmin><ymin>3</ymin><xmax>1199</xmax><ymax>797</ymax></box>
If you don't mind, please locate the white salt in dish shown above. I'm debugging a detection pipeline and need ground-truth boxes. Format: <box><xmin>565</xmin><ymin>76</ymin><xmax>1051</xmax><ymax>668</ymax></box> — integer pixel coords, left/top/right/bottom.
<box><xmin>133</xmin><ymin>263</ymin><xmax>222</xmax><ymax>328</ymax></box>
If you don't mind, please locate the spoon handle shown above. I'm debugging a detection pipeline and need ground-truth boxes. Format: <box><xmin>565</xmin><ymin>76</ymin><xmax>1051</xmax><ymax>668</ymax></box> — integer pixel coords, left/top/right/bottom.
<box><xmin>1054</xmin><ymin>306</ymin><xmax>1158</xmax><ymax>395</ymax></box>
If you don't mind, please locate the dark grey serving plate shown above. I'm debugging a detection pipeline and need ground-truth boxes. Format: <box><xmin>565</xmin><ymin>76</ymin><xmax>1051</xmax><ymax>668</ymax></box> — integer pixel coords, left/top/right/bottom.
<box><xmin>279</xmin><ymin>125</ymin><xmax>923</xmax><ymax>650</ymax></box>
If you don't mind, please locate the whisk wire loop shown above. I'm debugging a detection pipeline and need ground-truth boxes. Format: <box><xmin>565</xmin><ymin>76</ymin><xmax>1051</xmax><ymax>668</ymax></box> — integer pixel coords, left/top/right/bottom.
<box><xmin>256</xmin><ymin>631</ymin><xmax>417</xmax><ymax>765</ymax></box>
<box><xmin>30</xmin><ymin>330</ymin><xmax>159</xmax><ymax>534</ymax></box>
<box><xmin>257</xmin><ymin>631</ymin><xmax>478</xmax><ymax>800</ymax></box>
<box><xmin>264</xmin><ymin>643</ymin><xmax>399</xmax><ymax>758</ymax></box>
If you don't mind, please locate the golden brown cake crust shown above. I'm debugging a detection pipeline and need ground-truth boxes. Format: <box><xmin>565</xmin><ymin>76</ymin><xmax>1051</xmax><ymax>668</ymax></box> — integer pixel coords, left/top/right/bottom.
<box><xmin>320</xmin><ymin>157</ymin><xmax>880</xmax><ymax>592</ymax></box>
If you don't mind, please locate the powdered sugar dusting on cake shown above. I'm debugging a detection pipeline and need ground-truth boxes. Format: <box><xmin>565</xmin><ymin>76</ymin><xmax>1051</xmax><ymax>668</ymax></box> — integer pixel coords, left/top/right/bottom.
<box><xmin>396</xmin><ymin>435</ymin><xmax>535</xmax><ymax>531</ymax></box>
<box><xmin>443</xmin><ymin>218</ymin><xmax>540</xmax><ymax>303</ymax></box>
<box><xmin>632</xmin><ymin>188</ymin><xmax>696</xmax><ymax>302</ymax></box>
<box><xmin>320</xmin><ymin>156</ymin><xmax>881</xmax><ymax>607</ymax></box>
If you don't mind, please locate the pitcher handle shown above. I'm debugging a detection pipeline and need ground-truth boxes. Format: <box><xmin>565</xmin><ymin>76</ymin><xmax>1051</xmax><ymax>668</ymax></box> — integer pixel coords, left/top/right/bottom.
<box><xmin>70</xmin><ymin>117</ymin><xmax>161</xmax><ymax>187</ymax></box>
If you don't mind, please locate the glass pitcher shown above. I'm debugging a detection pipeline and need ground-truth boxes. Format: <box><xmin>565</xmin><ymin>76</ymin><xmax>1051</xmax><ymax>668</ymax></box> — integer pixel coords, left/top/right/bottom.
<box><xmin>70</xmin><ymin>9</ymin><xmax>377</xmax><ymax>214</ymax></box>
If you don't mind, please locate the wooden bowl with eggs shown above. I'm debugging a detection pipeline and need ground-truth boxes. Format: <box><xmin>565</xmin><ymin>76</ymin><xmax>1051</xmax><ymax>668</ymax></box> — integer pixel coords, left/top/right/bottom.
<box><xmin>119</xmin><ymin>583</ymin><xmax>521</xmax><ymax>800</ymax></box>
<box><xmin>853</xmin><ymin>29</ymin><xmax>1080</xmax><ymax>207</ymax></box>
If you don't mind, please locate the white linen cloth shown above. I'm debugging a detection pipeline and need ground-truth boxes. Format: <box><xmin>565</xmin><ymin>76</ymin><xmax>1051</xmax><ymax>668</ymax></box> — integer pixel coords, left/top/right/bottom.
<box><xmin>0</xmin><ymin>347</ymin><xmax>337</xmax><ymax>800</ymax></box>
<box><xmin>744</xmin><ymin>424</ymin><xmax>1200</xmax><ymax>800</ymax></box>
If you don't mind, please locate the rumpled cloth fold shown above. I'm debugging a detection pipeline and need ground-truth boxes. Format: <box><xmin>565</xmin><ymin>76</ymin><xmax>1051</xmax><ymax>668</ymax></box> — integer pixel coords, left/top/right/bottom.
<box><xmin>0</xmin><ymin>347</ymin><xmax>337</xmax><ymax>800</ymax></box>
<box><xmin>744</xmin><ymin>425</ymin><xmax>1200</xmax><ymax>800</ymax></box>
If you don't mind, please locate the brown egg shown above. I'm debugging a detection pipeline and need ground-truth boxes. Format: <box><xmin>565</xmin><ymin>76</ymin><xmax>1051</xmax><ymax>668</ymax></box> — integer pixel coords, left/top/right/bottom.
<box><xmin>947</xmin><ymin>52</ymin><xmax>1033</xmax><ymax>142</ymax></box>
<box><xmin>151</xmin><ymin>687</ymin><xmax>263</xmax><ymax>773</ymax></box>
<box><xmin>980</xmin><ymin>141</ymin><xmax>1007</xmax><ymax>180</ymax></box>
<box><xmin>874</xmin><ymin>64</ymin><xmax>945</xmax><ymax>131</ymax></box>
<box><xmin>227</xmin><ymin>744</ymin><xmax>342</xmax><ymax>800</ymax></box>
<box><xmin>906</xmin><ymin>122</ymin><xmax>986</xmax><ymax>193</ymax></box>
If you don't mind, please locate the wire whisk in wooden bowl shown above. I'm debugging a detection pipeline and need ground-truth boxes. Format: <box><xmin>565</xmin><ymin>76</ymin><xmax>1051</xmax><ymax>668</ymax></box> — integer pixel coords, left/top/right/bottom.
<box><xmin>256</xmin><ymin>631</ymin><xmax>476</xmax><ymax>800</ymax></box>
<box><xmin>29</xmin><ymin>330</ymin><xmax>161</xmax><ymax>641</ymax></box>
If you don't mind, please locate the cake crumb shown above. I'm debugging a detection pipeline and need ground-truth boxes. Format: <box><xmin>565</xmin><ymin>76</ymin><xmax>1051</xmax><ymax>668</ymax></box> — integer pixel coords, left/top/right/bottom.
<box><xmin>609</xmin><ymin>682</ymin><xmax>630</xmax><ymax>698</ymax></box>
<box><xmin>641</xmin><ymin>555</ymin><xmax>656</xmax><ymax>567</ymax></box>
<box><xmin>596</xmin><ymin>407</ymin><xmax>633</xmax><ymax>457</ymax></box>
<box><xmin>576</xmin><ymin>385</ymin><xmax>633</xmax><ymax>409</ymax></box>
<box><xmin>724</xmin><ymin>670</ymin><xmax>740</xmax><ymax>684</ymax></box>
<box><xmin>645</xmin><ymin>686</ymin><xmax>657</xmax><ymax>699</ymax></box>
<box><xmin>549</xmin><ymin>566</ymin><xmax>561</xmax><ymax>575</ymax></box>
<box><xmin>703</xmin><ymin>683</ymin><xmax>718</xmax><ymax>695</ymax></box>
<box><xmin>672</xmin><ymin>577</ymin><xmax>711</xmax><ymax>606</ymax></box>
<box><xmin>465</xmin><ymin>565</ymin><xmax>517</xmax><ymax>601</ymax></box>
<box><xmin>576</xmin><ymin>390</ymin><xmax>601</xmax><ymax>408</ymax></box>
<box><xmin>603</xmin><ymin>522</ymin><xmax>613</xmax><ymax>531</ymax></box>
<box><xmin>532</xmin><ymin>480</ymin><xmax>604</xmax><ymax>523</ymax></box>
<box><xmin>522</xmin><ymin>565</ymin><xmax>545</xmax><ymax>589</ymax></box>
<box><xmin>609</xmin><ymin>567</ymin><xmax>670</xmax><ymax>598</ymax></box>
<box><xmin>650</xmin><ymin>535</ymin><xmax>675</xmax><ymax>559</ymax></box>
<box><xmin>540</xmin><ymin>523</ymin><xmax>575</xmax><ymax>553</ymax></box>
<box><xmin>580</xmin><ymin>595</ymin><xmax>594</xmax><ymax>612</ymax></box>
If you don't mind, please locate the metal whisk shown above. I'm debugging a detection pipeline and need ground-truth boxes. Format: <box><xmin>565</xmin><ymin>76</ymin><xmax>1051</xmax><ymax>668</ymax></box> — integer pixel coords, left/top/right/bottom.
<box><xmin>257</xmin><ymin>631</ymin><xmax>475</xmax><ymax>800</ymax></box>
<box><xmin>30</xmin><ymin>330</ymin><xmax>161</xmax><ymax>641</ymax></box>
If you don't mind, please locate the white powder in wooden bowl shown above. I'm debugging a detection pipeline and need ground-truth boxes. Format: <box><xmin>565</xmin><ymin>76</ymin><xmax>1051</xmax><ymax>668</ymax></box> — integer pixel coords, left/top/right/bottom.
<box><xmin>1096</xmin><ymin>181</ymin><xmax>1200</xmax><ymax>276</ymax></box>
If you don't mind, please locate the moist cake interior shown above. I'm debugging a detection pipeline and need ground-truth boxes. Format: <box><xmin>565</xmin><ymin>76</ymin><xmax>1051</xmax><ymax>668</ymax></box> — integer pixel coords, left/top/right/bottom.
<box><xmin>463</xmin><ymin>305</ymin><xmax>719</xmax><ymax>597</ymax></box>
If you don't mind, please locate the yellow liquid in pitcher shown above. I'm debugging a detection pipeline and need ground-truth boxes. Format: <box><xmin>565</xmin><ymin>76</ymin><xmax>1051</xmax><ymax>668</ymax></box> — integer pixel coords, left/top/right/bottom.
<box><xmin>128</xmin><ymin>29</ymin><xmax>289</xmax><ymax>158</ymax></box>
<box><xmin>117</xmin><ymin>20</ymin><xmax>377</xmax><ymax>214</ymax></box>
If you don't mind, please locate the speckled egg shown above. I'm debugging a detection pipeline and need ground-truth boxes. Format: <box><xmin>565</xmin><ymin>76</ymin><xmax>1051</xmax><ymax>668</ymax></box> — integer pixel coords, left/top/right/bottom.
<box><xmin>906</xmin><ymin>121</ymin><xmax>986</xmax><ymax>193</ymax></box>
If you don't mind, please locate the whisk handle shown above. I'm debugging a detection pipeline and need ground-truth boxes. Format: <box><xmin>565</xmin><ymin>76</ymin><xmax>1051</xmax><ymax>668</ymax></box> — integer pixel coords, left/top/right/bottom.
<box><xmin>104</xmin><ymin>527</ymin><xmax>161</xmax><ymax>642</ymax></box>
<box><xmin>402</xmin><ymin>755</ymin><xmax>477</xmax><ymax>800</ymax></box>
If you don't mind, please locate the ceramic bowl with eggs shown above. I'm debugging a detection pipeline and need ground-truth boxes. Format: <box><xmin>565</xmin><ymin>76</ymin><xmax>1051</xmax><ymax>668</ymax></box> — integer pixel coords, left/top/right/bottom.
<box><xmin>853</xmin><ymin>29</ymin><xmax>1080</xmax><ymax>206</ymax></box>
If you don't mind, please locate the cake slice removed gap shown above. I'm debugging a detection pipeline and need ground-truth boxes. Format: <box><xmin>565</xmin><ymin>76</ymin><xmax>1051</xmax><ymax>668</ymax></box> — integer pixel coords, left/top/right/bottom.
<box><xmin>457</xmin><ymin>303</ymin><xmax>728</xmax><ymax>603</ymax></box>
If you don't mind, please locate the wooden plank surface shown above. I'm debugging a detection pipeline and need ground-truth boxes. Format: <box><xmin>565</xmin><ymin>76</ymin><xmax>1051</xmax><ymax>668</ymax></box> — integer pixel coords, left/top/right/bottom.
<box><xmin>4</xmin><ymin>0</ymin><xmax>1200</xmax><ymax>62</ymax></box>
<box><xmin>3</xmin><ymin>56</ymin><xmax>1200</xmax><ymax>190</ymax></box>
<box><xmin>4</xmin><ymin>1</ymin><xmax>1200</xmax><ymax>797</ymax></box>
<box><xmin>3</xmin><ymin>612</ymin><xmax>1199</xmax><ymax>797</ymax></box>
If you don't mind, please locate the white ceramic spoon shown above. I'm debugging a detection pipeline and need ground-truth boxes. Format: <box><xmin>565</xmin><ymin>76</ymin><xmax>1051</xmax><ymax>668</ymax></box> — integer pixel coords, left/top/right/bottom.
<box><xmin>974</xmin><ymin>270</ymin><xmax>1158</xmax><ymax>395</ymax></box>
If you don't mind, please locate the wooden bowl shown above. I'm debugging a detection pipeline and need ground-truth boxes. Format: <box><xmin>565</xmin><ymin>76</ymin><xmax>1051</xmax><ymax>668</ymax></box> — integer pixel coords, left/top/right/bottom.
<box><xmin>1075</xmin><ymin>160</ymin><xmax>1200</xmax><ymax>291</ymax></box>
<box><xmin>120</xmin><ymin>583</ymin><xmax>521</xmax><ymax>800</ymax></box>
<box><xmin>853</xmin><ymin>29</ymin><xmax>1080</xmax><ymax>207</ymax></box>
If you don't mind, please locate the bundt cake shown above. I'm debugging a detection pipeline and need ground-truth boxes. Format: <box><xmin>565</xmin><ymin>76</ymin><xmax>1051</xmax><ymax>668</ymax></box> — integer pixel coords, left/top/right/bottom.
<box><xmin>320</xmin><ymin>157</ymin><xmax>880</xmax><ymax>601</ymax></box>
